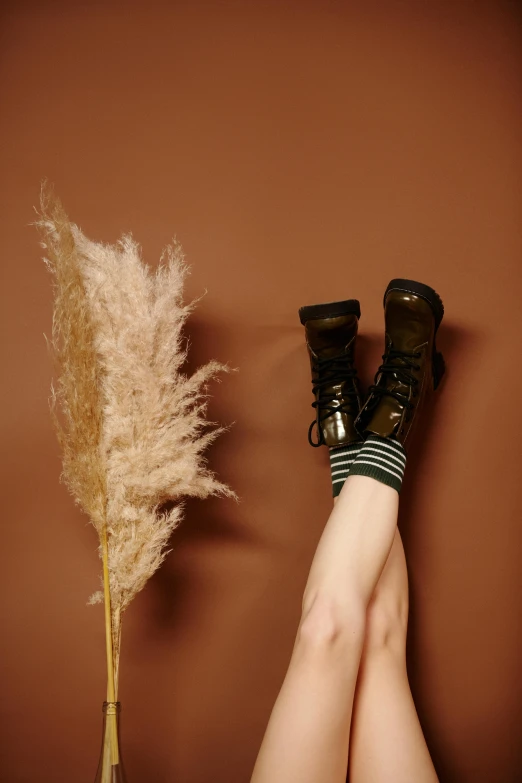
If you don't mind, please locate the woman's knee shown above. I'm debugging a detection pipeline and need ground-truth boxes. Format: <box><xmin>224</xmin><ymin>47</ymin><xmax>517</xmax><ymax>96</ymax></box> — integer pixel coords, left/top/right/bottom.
<box><xmin>297</xmin><ymin>590</ymin><xmax>366</xmax><ymax>651</ymax></box>
<box><xmin>364</xmin><ymin>585</ymin><xmax>408</xmax><ymax>656</ymax></box>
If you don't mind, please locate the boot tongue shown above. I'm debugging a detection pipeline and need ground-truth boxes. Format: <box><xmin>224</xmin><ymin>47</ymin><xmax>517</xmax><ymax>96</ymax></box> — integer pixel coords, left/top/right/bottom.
<box><xmin>314</xmin><ymin>343</ymin><xmax>348</xmax><ymax>359</ymax></box>
<box><xmin>381</xmin><ymin>305</ymin><xmax>426</xmax><ymax>397</ymax></box>
<box><xmin>385</xmin><ymin>294</ymin><xmax>432</xmax><ymax>352</ymax></box>
<box><xmin>307</xmin><ymin>315</ymin><xmax>357</xmax><ymax>359</ymax></box>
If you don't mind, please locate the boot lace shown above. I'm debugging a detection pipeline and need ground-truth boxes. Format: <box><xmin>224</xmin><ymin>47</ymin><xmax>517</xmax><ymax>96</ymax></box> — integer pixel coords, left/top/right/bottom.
<box><xmin>308</xmin><ymin>354</ymin><xmax>359</xmax><ymax>447</ymax></box>
<box><xmin>368</xmin><ymin>348</ymin><xmax>421</xmax><ymax>412</ymax></box>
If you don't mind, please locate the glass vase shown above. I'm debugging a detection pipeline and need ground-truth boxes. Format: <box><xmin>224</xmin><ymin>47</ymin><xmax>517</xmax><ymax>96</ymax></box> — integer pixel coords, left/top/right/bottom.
<box><xmin>94</xmin><ymin>701</ymin><xmax>127</xmax><ymax>783</ymax></box>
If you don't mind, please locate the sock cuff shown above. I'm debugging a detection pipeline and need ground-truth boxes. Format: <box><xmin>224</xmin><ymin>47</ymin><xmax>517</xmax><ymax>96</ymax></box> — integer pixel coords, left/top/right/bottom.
<box><xmin>329</xmin><ymin>441</ymin><xmax>363</xmax><ymax>459</ymax></box>
<box><xmin>349</xmin><ymin>435</ymin><xmax>406</xmax><ymax>494</ymax></box>
<box><xmin>329</xmin><ymin>441</ymin><xmax>363</xmax><ymax>498</ymax></box>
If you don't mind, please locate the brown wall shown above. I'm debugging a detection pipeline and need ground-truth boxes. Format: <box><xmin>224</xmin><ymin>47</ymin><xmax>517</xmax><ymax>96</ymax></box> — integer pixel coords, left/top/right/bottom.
<box><xmin>1</xmin><ymin>2</ymin><xmax>522</xmax><ymax>781</ymax></box>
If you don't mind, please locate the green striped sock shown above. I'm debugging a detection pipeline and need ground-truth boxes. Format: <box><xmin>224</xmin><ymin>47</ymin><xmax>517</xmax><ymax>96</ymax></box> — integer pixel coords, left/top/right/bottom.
<box><xmin>329</xmin><ymin>441</ymin><xmax>363</xmax><ymax>497</ymax></box>
<box><xmin>348</xmin><ymin>435</ymin><xmax>407</xmax><ymax>493</ymax></box>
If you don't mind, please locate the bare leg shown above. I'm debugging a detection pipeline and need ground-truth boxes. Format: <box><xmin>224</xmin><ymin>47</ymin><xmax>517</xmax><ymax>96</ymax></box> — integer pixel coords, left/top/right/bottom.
<box><xmin>250</xmin><ymin>474</ymin><xmax>399</xmax><ymax>783</ymax></box>
<box><xmin>349</xmin><ymin>529</ymin><xmax>439</xmax><ymax>782</ymax></box>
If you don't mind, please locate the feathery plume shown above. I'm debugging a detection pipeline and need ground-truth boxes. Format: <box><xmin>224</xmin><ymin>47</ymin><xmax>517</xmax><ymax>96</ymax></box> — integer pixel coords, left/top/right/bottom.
<box><xmin>36</xmin><ymin>185</ymin><xmax>235</xmax><ymax>707</ymax></box>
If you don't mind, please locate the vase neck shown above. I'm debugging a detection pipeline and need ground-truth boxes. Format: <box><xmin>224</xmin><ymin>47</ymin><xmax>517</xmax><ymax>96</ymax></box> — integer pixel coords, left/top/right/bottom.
<box><xmin>94</xmin><ymin>701</ymin><xmax>126</xmax><ymax>783</ymax></box>
<box><xmin>102</xmin><ymin>701</ymin><xmax>121</xmax><ymax>717</ymax></box>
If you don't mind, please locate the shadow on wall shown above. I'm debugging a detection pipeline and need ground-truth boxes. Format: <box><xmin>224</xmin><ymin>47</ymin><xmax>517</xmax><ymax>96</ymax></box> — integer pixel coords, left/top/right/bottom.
<box><xmin>147</xmin><ymin>494</ymin><xmax>256</xmax><ymax>637</ymax></box>
<box><xmin>399</xmin><ymin>322</ymin><xmax>482</xmax><ymax>782</ymax></box>
<box><xmin>141</xmin><ymin>314</ymin><xmax>256</xmax><ymax>640</ymax></box>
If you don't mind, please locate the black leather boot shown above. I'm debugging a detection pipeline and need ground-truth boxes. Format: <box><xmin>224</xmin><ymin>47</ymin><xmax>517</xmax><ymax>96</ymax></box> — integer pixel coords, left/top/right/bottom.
<box><xmin>355</xmin><ymin>278</ymin><xmax>445</xmax><ymax>446</ymax></box>
<box><xmin>298</xmin><ymin>299</ymin><xmax>362</xmax><ymax>447</ymax></box>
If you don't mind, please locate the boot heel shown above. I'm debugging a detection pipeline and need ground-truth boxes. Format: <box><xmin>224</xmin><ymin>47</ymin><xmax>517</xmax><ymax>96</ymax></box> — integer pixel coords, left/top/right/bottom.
<box><xmin>433</xmin><ymin>349</ymin><xmax>445</xmax><ymax>390</ymax></box>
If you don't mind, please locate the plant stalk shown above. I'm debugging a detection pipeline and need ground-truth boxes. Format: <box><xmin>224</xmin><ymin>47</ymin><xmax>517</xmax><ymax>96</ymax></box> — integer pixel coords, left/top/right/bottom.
<box><xmin>101</xmin><ymin>525</ymin><xmax>119</xmax><ymax>778</ymax></box>
<box><xmin>113</xmin><ymin>604</ymin><xmax>122</xmax><ymax>699</ymax></box>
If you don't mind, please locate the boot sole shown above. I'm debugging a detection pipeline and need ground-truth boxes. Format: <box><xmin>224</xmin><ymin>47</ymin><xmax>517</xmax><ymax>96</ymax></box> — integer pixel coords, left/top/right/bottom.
<box><xmin>384</xmin><ymin>278</ymin><xmax>445</xmax><ymax>390</ymax></box>
<box><xmin>298</xmin><ymin>298</ymin><xmax>361</xmax><ymax>325</ymax></box>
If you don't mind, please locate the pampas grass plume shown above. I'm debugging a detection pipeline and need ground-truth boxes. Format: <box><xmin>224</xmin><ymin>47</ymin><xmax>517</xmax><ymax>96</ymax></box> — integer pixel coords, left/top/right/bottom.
<box><xmin>36</xmin><ymin>185</ymin><xmax>236</xmax><ymax>685</ymax></box>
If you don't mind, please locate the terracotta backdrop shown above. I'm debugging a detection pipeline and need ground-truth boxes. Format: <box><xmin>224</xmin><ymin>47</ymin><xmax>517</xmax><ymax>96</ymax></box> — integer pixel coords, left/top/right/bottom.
<box><xmin>1</xmin><ymin>2</ymin><xmax>521</xmax><ymax>781</ymax></box>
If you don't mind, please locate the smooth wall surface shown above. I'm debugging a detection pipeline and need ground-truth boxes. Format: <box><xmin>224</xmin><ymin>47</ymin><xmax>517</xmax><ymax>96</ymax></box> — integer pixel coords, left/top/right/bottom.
<box><xmin>1</xmin><ymin>2</ymin><xmax>521</xmax><ymax>781</ymax></box>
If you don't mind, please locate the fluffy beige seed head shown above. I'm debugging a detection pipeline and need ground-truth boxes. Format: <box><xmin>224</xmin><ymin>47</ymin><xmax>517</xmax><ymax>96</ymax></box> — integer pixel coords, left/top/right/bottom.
<box><xmin>37</xmin><ymin>186</ymin><xmax>236</xmax><ymax>666</ymax></box>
